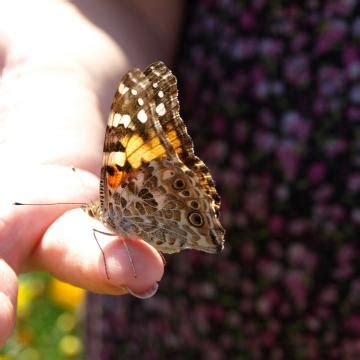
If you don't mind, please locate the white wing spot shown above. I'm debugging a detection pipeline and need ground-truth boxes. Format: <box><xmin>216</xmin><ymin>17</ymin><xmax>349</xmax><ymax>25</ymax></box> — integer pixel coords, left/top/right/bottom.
<box><xmin>156</xmin><ymin>103</ymin><xmax>166</xmax><ymax>116</ymax></box>
<box><xmin>109</xmin><ymin>151</ymin><xmax>126</xmax><ymax>167</ymax></box>
<box><xmin>120</xmin><ymin>114</ymin><xmax>131</xmax><ymax>128</ymax></box>
<box><xmin>152</xmin><ymin>82</ymin><xmax>158</xmax><ymax>88</ymax></box>
<box><xmin>137</xmin><ymin>98</ymin><xmax>144</xmax><ymax>106</ymax></box>
<box><xmin>112</xmin><ymin>113</ymin><xmax>122</xmax><ymax>127</ymax></box>
<box><xmin>158</xmin><ymin>91</ymin><xmax>164</xmax><ymax>98</ymax></box>
<box><xmin>137</xmin><ymin>109</ymin><xmax>148</xmax><ymax>123</ymax></box>
<box><xmin>118</xmin><ymin>83</ymin><xmax>129</xmax><ymax>95</ymax></box>
<box><xmin>131</xmin><ymin>89</ymin><xmax>138</xmax><ymax>96</ymax></box>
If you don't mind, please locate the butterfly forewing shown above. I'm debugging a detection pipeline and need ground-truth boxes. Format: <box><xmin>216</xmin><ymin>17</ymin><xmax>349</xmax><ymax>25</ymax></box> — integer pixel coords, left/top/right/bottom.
<box><xmin>144</xmin><ymin>62</ymin><xmax>221</xmax><ymax>213</ymax></box>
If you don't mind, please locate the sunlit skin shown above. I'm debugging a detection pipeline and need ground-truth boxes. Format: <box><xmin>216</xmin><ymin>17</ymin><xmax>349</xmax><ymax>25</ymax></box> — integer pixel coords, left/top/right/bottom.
<box><xmin>0</xmin><ymin>0</ymin><xmax>184</xmax><ymax>347</ymax></box>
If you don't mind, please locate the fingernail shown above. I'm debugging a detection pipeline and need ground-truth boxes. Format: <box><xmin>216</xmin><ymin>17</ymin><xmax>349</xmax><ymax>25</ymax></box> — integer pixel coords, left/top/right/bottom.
<box><xmin>127</xmin><ymin>282</ymin><xmax>159</xmax><ymax>299</ymax></box>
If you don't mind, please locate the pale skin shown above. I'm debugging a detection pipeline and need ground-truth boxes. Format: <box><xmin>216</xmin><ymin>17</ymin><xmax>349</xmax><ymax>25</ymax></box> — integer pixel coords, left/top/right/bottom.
<box><xmin>0</xmin><ymin>0</ymin><xmax>184</xmax><ymax>347</ymax></box>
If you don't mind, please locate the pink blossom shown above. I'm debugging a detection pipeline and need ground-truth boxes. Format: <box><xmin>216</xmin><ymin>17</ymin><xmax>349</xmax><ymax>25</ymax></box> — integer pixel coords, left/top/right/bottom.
<box><xmin>233</xmin><ymin>121</ymin><xmax>248</xmax><ymax>143</ymax></box>
<box><xmin>345</xmin><ymin>315</ymin><xmax>360</xmax><ymax>335</ymax></box>
<box><xmin>307</xmin><ymin>162</ymin><xmax>327</xmax><ymax>183</ymax></box>
<box><xmin>337</xmin><ymin>245</ymin><xmax>356</xmax><ymax>264</ymax></box>
<box><xmin>254</xmin><ymin>130</ymin><xmax>277</xmax><ymax>152</ymax></box>
<box><xmin>269</xmin><ymin>215</ymin><xmax>285</xmax><ymax>234</ymax></box>
<box><xmin>319</xmin><ymin>286</ymin><xmax>338</xmax><ymax>304</ymax></box>
<box><xmin>268</xmin><ymin>240</ymin><xmax>283</xmax><ymax>258</ymax></box>
<box><xmin>244</xmin><ymin>190</ymin><xmax>268</xmax><ymax>219</ymax></box>
<box><xmin>342</xmin><ymin>45</ymin><xmax>359</xmax><ymax>65</ymax></box>
<box><xmin>351</xmin><ymin>208</ymin><xmax>360</xmax><ymax>225</ymax></box>
<box><xmin>240</xmin><ymin>241</ymin><xmax>256</xmax><ymax>263</ymax></box>
<box><xmin>291</xmin><ymin>33</ymin><xmax>309</xmax><ymax>52</ymax></box>
<box><xmin>257</xmin><ymin>258</ymin><xmax>282</xmax><ymax>281</ymax></box>
<box><xmin>313</xmin><ymin>184</ymin><xmax>334</xmax><ymax>202</ymax></box>
<box><xmin>284</xmin><ymin>55</ymin><xmax>310</xmax><ymax>85</ymax></box>
<box><xmin>289</xmin><ymin>219</ymin><xmax>310</xmax><ymax>236</ymax></box>
<box><xmin>288</xmin><ymin>243</ymin><xmax>317</xmax><ymax>271</ymax></box>
<box><xmin>348</xmin><ymin>106</ymin><xmax>360</xmax><ymax>121</ymax></box>
<box><xmin>283</xmin><ymin>271</ymin><xmax>308</xmax><ymax>309</ymax></box>
<box><xmin>323</xmin><ymin>138</ymin><xmax>347</xmax><ymax>157</ymax></box>
<box><xmin>276</xmin><ymin>141</ymin><xmax>300</xmax><ymax>180</ymax></box>
<box><xmin>211</xmin><ymin>115</ymin><xmax>227</xmax><ymax>135</ymax></box>
<box><xmin>316</xmin><ymin>20</ymin><xmax>347</xmax><ymax>55</ymax></box>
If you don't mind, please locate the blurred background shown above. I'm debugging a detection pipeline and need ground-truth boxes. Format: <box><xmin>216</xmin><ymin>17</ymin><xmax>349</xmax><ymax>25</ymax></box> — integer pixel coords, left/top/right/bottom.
<box><xmin>1</xmin><ymin>1</ymin><xmax>360</xmax><ymax>359</ymax></box>
<box><xmin>0</xmin><ymin>274</ymin><xmax>84</xmax><ymax>359</ymax></box>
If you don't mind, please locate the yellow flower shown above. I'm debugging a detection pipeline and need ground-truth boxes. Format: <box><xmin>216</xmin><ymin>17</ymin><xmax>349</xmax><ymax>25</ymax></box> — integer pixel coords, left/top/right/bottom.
<box><xmin>17</xmin><ymin>282</ymin><xmax>34</xmax><ymax>318</ymax></box>
<box><xmin>49</xmin><ymin>279</ymin><xmax>85</xmax><ymax>310</ymax></box>
<box><xmin>56</xmin><ymin>313</ymin><xmax>77</xmax><ymax>332</ymax></box>
<box><xmin>58</xmin><ymin>335</ymin><xmax>83</xmax><ymax>357</ymax></box>
<box><xmin>17</xmin><ymin>276</ymin><xmax>47</xmax><ymax>318</ymax></box>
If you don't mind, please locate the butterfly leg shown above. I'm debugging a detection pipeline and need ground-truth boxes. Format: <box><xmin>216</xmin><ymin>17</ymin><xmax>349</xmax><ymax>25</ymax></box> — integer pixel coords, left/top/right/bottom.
<box><xmin>92</xmin><ymin>229</ymin><xmax>137</xmax><ymax>279</ymax></box>
<box><xmin>92</xmin><ymin>229</ymin><xmax>110</xmax><ymax>280</ymax></box>
<box><xmin>157</xmin><ymin>251</ymin><xmax>167</xmax><ymax>266</ymax></box>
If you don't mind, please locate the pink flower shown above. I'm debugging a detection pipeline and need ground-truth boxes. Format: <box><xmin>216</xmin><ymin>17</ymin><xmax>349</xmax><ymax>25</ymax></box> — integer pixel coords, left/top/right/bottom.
<box><xmin>240</xmin><ymin>241</ymin><xmax>256</xmax><ymax>263</ymax></box>
<box><xmin>257</xmin><ymin>258</ymin><xmax>282</xmax><ymax>281</ymax></box>
<box><xmin>307</xmin><ymin>162</ymin><xmax>327</xmax><ymax>183</ymax></box>
<box><xmin>269</xmin><ymin>215</ymin><xmax>285</xmax><ymax>234</ymax></box>
<box><xmin>289</xmin><ymin>219</ymin><xmax>310</xmax><ymax>236</ymax></box>
<box><xmin>240</xmin><ymin>11</ymin><xmax>256</xmax><ymax>30</ymax></box>
<box><xmin>283</xmin><ymin>271</ymin><xmax>308</xmax><ymax>309</ymax></box>
<box><xmin>313</xmin><ymin>184</ymin><xmax>334</xmax><ymax>202</ymax></box>
<box><xmin>268</xmin><ymin>240</ymin><xmax>283</xmax><ymax>258</ymax></box>
<box><xmin>291</xmin><ymin>33</ymin><xmax>309</xmax><ymax>52</ymax></box>
<box><xmin>345</xmin><ymin>315</ymin><xmax>360</xmax><ymax>335</ymax></box>
<box><xmin>233</xmin><ymin>121</ymin><xmax>248</xmax><ymax>143</ymax></box>
<box><xmin>284</xmin><ymin>55</ymin><xmax>310</xmax><ymax>85</ymax></box>
<box><xmin>254</xmin><ymin>130</ymin><xmax>277</xmax><ymax>152</ymax></box>
<box><xmin>348</xmin><ymin>173</ymin><xmax>360</xmax><ymax>192</ymax></box>
<box><xmin>287</xmin><ymin>243</ymin><xmax>317</xmax><ymax>271</ymax></box>
<box><xmin>351</xmin><ymin>208</ymin><xmax>360</xmax><ymax>225</ymax></box>
<box><xmin>342</xmin><ymin>45</ymin><xmax>359</xmax><ymax>65</ymax></box>
<box><xmin>211</xmin><ymin>115</ymin><xmax>227</xmax><ymax>135</ymax></box>
<box><xmin>323</xmin><ymin>138</ymin><xmax>347</xmax><ymax>157</ymax></box>
<box><xmin>348</xmin><ymin>106</ymin><xmax>360</xmax><ymax>121</ymax></box>
<box><xmin>244</xmin><ymin>190</ymin><xmax>268</xmax><ymax>219</ymax></box>
<box><xmin>319</xmin><ymin>286</ymin><xmax>338</xmax><ymax>304</ymax></box>
<box><xmin>316</xmin><ymin>20</ymin><xmax>347</xmax><ymax>55</ymax></box>
<box><xmin>276</xmin><ymin>141</ymin><xmax>300</xmax><ymax>180</ymax></box>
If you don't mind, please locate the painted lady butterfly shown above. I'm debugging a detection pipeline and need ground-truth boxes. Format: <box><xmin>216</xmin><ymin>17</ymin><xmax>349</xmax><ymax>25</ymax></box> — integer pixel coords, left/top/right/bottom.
<box><xmin>84</xmin><ymin>62</ymin><xmax>225</xmax><ymax>254</ymax></box>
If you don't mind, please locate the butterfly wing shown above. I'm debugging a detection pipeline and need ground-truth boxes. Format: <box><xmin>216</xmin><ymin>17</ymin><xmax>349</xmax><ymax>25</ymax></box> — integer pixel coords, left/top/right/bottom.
<box><xmin>100</xmin><ymin>67</ymin><xmax>174</xmax><ymax>213</ymax></box>
<box><xmin>143</xmin><ymin>62</ymin><xmax>221</xmax><ymax>214</ymax></box>
<box><xmin>92</xmin><ymin>62</ymin><xmax>224</xmax><ymax>253</ymax></box>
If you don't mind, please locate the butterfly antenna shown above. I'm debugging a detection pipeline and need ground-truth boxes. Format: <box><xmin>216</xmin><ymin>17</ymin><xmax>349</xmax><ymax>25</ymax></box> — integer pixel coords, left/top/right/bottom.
<box><xmin>13</xmin><ymin>202</ymin><xmax>86</xmax><ymax>206</ymax></box>
<box><xmin>13</xmin><ymin>167</ymin><xmax>89</xmax><ymax>207</ymax></box>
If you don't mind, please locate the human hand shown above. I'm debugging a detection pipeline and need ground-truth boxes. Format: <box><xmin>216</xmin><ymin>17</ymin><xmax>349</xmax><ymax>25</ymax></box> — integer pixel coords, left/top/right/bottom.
<box><xmin>0</xmin><ymin>0</ymin><xmax>175</xmax><ymax>347</ymax></box>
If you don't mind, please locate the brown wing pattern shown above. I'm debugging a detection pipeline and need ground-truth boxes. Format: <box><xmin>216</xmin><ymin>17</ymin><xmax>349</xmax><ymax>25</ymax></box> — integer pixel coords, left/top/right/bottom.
<box><xmin>100</xmin><ymin>67</ymin><xmax>174</xmax><ymax>211</ymax></box>
<box><xmin>100</xmin><ymin>62</ymin><xmax>221</xmax><ymax>216</ymax></box>
<box><xmin>143</xmin><ymin>62</ymin><xmax>221</xmax><ymax>213</ymax></box>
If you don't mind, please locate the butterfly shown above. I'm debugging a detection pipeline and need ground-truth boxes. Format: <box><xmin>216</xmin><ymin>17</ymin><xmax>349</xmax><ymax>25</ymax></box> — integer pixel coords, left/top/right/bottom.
<box><xmin>84</xmin><ymin>62</ymin><xmax>225</xmax><ymax>255</ymax></box>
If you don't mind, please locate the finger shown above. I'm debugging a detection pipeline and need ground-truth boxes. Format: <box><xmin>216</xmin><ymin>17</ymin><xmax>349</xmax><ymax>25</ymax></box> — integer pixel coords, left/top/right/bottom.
<box><xmin>0</xmin><ymin>259</ymin><xmax>18</xmax><ymax>348</ymax></box>
<box><xmin>1</xmin><ymin>164</ymin><xmax>99</xmax><ymax>271</ymax></box>
<box><xmin>29</xmin><ymin>208</ymin><xmax>164</xmax><ymax>296</ymax></box>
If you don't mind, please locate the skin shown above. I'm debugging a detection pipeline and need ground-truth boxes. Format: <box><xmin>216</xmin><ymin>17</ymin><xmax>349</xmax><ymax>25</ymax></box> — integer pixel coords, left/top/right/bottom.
<box><xmin>0</xmin><ymin>0</ymin><xmax>184</xmax><ymax>347</ymax></box>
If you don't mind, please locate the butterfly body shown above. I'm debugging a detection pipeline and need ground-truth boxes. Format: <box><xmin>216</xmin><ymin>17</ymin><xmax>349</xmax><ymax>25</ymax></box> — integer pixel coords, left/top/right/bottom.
<box><xmin>85</xmin><ymin>62</ymin><xmax>224</xmax><ymax>254</ymax></box>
